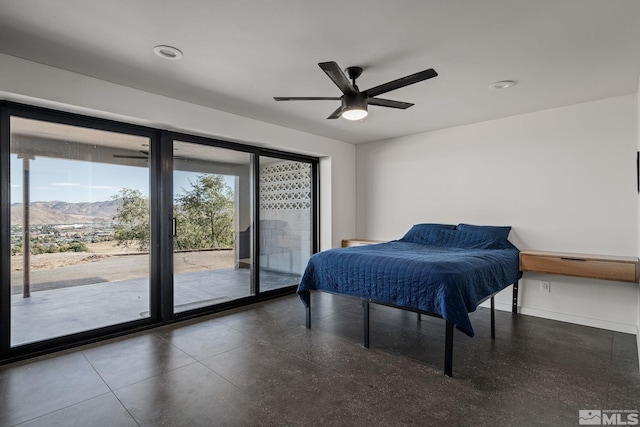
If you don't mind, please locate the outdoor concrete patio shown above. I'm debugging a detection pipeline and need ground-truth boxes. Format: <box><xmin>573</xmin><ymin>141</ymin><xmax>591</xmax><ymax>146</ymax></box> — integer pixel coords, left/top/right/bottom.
<box><xmin>10</xmin><ymin>267</ymin><xmax>298</xmax><ymax>346</ymax></box>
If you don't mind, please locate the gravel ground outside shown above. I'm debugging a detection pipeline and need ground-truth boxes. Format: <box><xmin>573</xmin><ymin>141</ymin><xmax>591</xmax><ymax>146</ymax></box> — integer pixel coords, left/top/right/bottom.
<box><xmin>10</xmin><ymin>241</ymin><xmax>235</xmax><ymax>294</ymax></box>
<box><xmin>11</xmin><ymin>241</ymin><xmax>234</xmax><ymax>273</ymax></box>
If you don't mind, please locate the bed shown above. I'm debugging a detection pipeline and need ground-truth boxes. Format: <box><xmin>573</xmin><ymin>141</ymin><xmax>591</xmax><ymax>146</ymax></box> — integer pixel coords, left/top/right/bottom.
<box><xmin>297</xmin><ymin>223</ymin><xmax>522</xmax><ymax>377</ymax></box>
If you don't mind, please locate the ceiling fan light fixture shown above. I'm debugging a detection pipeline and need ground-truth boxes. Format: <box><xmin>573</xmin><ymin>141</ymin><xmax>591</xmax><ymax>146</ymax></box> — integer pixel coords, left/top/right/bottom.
<box><xmin>341</xmin><ymin>93</ymin><xmax>368</xmax><ymax>121</ymax></box>
<box><xmin>342</xmin><ymin>107</ymin><xmax>368</xmax><ymax>121</ymax></box>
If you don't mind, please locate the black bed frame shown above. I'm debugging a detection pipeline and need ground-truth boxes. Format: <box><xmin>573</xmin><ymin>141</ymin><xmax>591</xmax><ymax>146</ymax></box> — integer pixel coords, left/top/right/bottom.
<box><xmin>301</xmin><ymin>281</ymin><xmax>519</xmax><ymax>377</ymax></box>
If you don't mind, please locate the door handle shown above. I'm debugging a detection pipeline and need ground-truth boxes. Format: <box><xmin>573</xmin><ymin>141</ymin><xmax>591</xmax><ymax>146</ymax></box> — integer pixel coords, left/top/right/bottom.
<box><xmin>171</xmin><ymin>217</ymin><xmax>177</xmax><ymax>237</ymax></box>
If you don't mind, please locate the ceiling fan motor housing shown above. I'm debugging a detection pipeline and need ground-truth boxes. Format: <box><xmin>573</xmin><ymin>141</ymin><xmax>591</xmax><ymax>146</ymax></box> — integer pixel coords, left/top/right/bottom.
<box><xmin>342</xmin><ymin>92</ymin><xmax>368</xmax><ymax>111</ymax></box>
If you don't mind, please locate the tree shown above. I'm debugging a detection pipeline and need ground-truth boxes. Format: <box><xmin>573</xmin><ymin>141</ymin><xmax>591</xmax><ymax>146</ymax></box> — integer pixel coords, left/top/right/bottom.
<box><xmin>111</xmin><ymin>188</ymin><xmax>150</xmax><ymax>251</ymax></box>
<box><xmin>174</xmin><ymin>175</ymin><xmax>234</xmax><ymax>250</ymax></box>
<box><xmin>110</xmin><ymin>176</ymin><xmax>234</xmax><ymax>252</ymax></box>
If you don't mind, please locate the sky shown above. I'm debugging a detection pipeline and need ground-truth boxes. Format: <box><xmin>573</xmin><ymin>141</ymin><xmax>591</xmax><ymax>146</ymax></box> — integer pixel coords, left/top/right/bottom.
<box><xmin>10</xmin><ymin>155</ymin><xmax>234</xmax><ymax>204</ymax></box>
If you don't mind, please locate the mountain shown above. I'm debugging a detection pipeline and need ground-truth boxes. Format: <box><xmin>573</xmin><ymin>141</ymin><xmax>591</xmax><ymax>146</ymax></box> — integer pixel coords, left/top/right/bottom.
<box><xmin>10</xmin><ymin>199</ymin><xmax>122</xmax><ymax>225</ymax></box>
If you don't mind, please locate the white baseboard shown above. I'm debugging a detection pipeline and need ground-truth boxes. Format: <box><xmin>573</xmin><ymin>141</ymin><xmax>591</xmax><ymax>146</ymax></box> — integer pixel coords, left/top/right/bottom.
<box><xmin>492</xmin><ymin>302</ymin><xmax>638</xmax><ymax>335</ymax></box>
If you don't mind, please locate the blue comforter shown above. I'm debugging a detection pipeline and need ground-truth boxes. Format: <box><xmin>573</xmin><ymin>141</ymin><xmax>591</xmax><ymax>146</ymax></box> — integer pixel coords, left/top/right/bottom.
<box><xmin>297</xmin><ymin>227</ymin><xmax>521</xmax><ymax>337</ymax></box>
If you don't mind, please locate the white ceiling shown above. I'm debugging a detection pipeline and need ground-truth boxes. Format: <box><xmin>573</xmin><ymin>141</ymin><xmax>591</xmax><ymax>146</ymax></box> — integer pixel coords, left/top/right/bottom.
<box><xmin>0</xmin><ymin>0</ymin><xmax>639</xmax><ymax>144</ymax></box>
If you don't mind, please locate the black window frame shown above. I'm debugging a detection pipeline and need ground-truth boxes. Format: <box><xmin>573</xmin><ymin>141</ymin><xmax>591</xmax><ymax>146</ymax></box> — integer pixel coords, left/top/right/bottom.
<box><xmin>0</xmin><ymin>101</ymin><xmax>319</xmax><ymax>364</ymax></box>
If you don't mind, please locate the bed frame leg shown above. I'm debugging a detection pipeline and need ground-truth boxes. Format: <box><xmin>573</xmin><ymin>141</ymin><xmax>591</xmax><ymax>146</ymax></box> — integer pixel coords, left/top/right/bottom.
<box><xmin>417</xmin><ymin>313</ymin><xmax>422</xmax><ymax>322</ymax></box>
<box><xmin>304</xmin><ymin>291</ymin><xmax>311</xmax><ymax>329</ymax></box>
<box><xmin>363</xmin><ymin>300</ymin><xmax>370</xmax><ymax>348</ymax></box>
<box><xmin>444</xmin><ymin>320</ymin><xmax>454</xmax><ymax>377</ymax></box>
<box><xmin>490</xmin><ymin>296</ymin><xmax>495</xmax><ymax>339</ymax></box>
<box><xmin>512</xmin><ymin>281</ymin><xmax>519</xmax><ymax>314</ymax></box>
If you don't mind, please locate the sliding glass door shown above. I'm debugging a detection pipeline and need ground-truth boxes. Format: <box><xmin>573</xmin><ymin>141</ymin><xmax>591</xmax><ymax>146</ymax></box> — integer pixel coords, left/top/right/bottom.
<box><xmin>258</xmin><ymin>157</ymin><xmax>313</xmax><ymax>291</ymax></box>
<box><xmin>172</xmin><ymin>140</ymin><xmax>254</xmax><ymax>313</ymax></box>
<box><xmin>0</xmin><ymin>102</ymin><xmax>318</xmax><ymax>362</ymax></box>
<box><xmin>8</xmin><ymin>116</ymin><xmax>153</xmax><ymax>346</ymax></box>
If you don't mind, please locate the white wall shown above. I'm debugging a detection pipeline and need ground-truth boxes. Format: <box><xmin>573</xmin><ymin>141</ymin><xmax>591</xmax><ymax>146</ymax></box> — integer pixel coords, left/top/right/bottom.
<box><xmin>357</xmin><ymin>95</ymin><xmax>639</xmax><ymax>333</ymax></box>
<box><xmin>0</xmin><ymin>53</ymin><xmax>356</xmax><ymax>250</ymax></box>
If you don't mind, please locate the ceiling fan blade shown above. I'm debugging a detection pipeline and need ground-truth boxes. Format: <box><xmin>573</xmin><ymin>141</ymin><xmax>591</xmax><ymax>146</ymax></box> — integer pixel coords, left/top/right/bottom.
<box><xmin>318</xmin><ymin>62</ymin><xmax>357</xmax><ymax>96</ymax></box>
<box><xmin>113</xmin><ymin>155</ymin><xmax>148</xmax><ymax>159</ymax></box>
<box><xmin>365</xmin><ymin>68</ymin><xmax>438</xmax><ymax>97</ymax></box>
<box><xmin>327</xmin><ymin>106</ymin><xmax>343</xmax><ymax>119</ymax></box>
<box><xmin>113</xmin><ymin>150</ymin><xmax>149</xmax><ymax>159</ymax></box>
<box><xmin>274</xmin><ymin>97</ymin><xmax>341</xmax><ymax>101</ymax></box>
<box><xmin>368</xmin><ymin>98</ymin><xmax>414</xmax><ymax>109</ymax></box>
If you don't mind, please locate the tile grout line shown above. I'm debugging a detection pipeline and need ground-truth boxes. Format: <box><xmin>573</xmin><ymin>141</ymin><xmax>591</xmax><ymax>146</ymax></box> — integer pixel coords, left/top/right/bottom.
<box><xmin>9</xmin><ymin>392</ymin><xmax>118</xmax><ymax>427</ymax></box>
<box><xmin>150</xmin><ymin>329</ymin><xmax>242</xmax><ymax>365</ymax></box>
<box><xmin>80</xmin><ymin>351</ymin><xmax>142</xmax><ymax>427</ymax></box>
<box><xmin>94</xmin><ymin>331</ymin><xmax>203</xmax><ymax>391</ymax></box>
<box><xmin>6</xmin><ymin>351</ymin><xmax>125</xmax><ymax>427</ymax></box>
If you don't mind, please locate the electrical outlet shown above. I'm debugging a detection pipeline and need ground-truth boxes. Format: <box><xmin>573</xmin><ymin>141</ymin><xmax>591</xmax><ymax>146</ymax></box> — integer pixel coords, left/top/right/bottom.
<box><xmin>540</xmin><ymin>280</ymin><xmax>551</xmax><ymax>293</ymax></box>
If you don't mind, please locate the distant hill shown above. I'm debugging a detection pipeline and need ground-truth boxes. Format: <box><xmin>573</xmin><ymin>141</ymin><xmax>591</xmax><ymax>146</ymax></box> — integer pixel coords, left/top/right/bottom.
<box><xmin>10</xmin><ymin>199</ymin><xmax>121</xmax><ymax>225</ymax></box>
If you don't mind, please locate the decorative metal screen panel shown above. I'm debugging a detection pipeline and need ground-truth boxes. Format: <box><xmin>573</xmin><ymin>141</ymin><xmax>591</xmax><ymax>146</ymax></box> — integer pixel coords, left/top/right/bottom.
<box><xmin>259</xmin><ymin>161</ymin><xmax>311</xmax><ymax>210</ymax></box>
<box><xmin>259</xmin><ymin>160</ymin><xmax>312</xmax><ymax>275</ymax></box>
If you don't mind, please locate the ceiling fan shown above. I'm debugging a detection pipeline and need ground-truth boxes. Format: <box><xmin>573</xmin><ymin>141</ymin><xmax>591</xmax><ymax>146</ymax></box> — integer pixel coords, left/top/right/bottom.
<box><xmin>113</xmin><ymin>150</ymin><xmax>149</xmax><ymax>160</ymax></box>
<box><xmin>274</xmin><ymin>61</ymin><xmax>438</xmax><ymax>120</ymax></box>
<box><xmin>113</xmin><ymin>150</ymin><xmax>188</xmax><ymax>162</ymax></box>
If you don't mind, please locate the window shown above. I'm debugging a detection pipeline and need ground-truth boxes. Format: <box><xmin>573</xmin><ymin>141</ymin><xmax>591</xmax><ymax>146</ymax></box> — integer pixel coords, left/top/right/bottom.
<box><xmin>0</xmin><ymin>102</ymin><xmax>318</xmax><ymax>361</ymax></box>
<box><xmin>8</xmin><ymin>116</ymin><xmax>154</xmax><ymax>347</ymax></box>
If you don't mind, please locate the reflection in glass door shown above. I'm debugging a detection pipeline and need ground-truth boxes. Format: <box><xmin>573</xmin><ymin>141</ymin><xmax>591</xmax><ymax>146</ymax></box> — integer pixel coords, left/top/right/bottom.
<box><xmin>258</xmin><ymin>157</ymin><xmax>313</xmax><ymax>291</ymax></box>
<box><xmin>172</xmin><ymin>141</ymin><xmax>253</xmax><ymax>313</ymax></box>
<box><xmin>9</xmin><ymin>117</ymin><xmax>152</xmax><ymax>346</ymax></box>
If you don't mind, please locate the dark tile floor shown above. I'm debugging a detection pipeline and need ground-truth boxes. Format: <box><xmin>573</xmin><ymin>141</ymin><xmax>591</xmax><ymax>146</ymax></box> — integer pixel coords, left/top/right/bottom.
<box><xmin>1</xmin><ymin>292</ymin><xmax>638</xmax><ymax>426</ymax></box>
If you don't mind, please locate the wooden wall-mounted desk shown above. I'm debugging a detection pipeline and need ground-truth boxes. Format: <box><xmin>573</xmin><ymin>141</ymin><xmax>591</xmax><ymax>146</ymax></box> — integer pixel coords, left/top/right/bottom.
<box><xmin>341</xmin><ymin>239</ymin><xmax>384</xmax><ymax>248</ymax></box>
<box><xmin>519</xmin><ymin>250</ymin><xmax>639</xmax><ymax>284</ymax></box>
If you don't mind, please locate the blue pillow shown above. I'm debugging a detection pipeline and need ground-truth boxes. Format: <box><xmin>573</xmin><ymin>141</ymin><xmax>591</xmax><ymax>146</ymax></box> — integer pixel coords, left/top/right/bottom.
<box><xmin>457</xmin><ymin>223</ymin><xmax>511</xmax><ymax>240</ymax></box>
<box><xmin>400</xmin><ymin>223</ymin><xmax>457</xmax><ymax>243</ymax></box>
<box><xmin>401</xmin><ymin>227</ymin><xmax>513</xmax><ymax>249</ymax></box>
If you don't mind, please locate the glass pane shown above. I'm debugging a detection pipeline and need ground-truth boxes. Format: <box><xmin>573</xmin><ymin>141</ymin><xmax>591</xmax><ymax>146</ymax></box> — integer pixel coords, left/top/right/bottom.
<box><xmin>259</xmin><ymin>157</ymin><xmax>312</xmax><ymax>290</ymax></box>
<box><xmin>173</xmin><ymin>141</ymin><xmax>253</xmax><ymax>313</ymax></box>
<box><xmin>10</xmin><ymin>117</ymin><xmax>151</xmax><ymax>346</ymax></box>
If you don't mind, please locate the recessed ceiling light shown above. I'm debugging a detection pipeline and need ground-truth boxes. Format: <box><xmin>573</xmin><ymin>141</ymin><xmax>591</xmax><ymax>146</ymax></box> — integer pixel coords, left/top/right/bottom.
<box><xmin>489</xmin><ymin>80</ymin><xmax>515</xmax><ymax>90</ymax></box>
<box><xmin>153</xmin><ymin>45</ymin><xmax>183</xmax><ymax>60</ymax></box>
